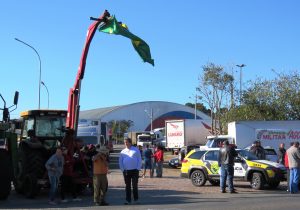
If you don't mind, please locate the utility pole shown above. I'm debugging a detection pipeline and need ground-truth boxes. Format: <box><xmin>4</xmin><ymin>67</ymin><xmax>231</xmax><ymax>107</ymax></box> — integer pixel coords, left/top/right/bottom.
<box><xmin>144</xmin><ymin>108</ymin><xmax>153</xmax><ymax>131</ymax></box>
<box><xmin>236</xmin><ymin>64</ymin><xmax>246</xmax><ymax>105</ymax></box>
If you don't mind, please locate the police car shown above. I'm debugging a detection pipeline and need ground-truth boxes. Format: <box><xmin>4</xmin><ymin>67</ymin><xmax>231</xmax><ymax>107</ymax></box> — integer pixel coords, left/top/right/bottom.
<box><xmin>180</xmin><ymin>148</ymin><xmax>286</xmax><ymax>190</ymax></box>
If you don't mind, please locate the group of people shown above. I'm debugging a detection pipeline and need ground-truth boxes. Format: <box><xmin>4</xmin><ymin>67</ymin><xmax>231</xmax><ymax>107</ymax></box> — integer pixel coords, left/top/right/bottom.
<box><xmin>44</xmin><ymin>137</ymin><xmax>165</xmax><ymax>206</ymax></box>
<box><xmin>276</xmin><ymin>142</ymin><xmax>300</xmax><ymax>194</ymax></box>
<box><xmin>45</xmin><ymin>143</ymin><xmax>110</xmax><ymax>206</ymax></box>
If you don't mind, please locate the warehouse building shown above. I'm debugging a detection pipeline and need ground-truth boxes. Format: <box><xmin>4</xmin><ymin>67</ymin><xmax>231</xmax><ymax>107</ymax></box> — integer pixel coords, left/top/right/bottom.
<box><xmin>79</xmin><ymin>101</ymin><xmax>211</xmax><ymax>131</ymax></box>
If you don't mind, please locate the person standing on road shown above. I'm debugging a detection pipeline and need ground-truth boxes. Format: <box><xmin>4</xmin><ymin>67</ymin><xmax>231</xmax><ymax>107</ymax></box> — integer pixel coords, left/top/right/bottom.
<box><xmin>119</xmin><ymin>138</ymin><xmax>142</xmax><ymax>205</ymax></box>
<box><xmin>250</xmin><ymin>140</ymin><xmax>266</xmax><ymax>160</ymax></box>
<box><xmin>92</xmin><ymin>147</ymin><xmax>109</xmax><ymax>206</ymax></box>
<box><xmin>218</xmin><ymin>140</ymin><xmax>238</xmax><ymax>193</ymax></box>
<box><xmin>285</xmin><ymin>142</ymin><xmax>293</xmax><ymax>192</ymax></box>
<box><xmin>45</xmin><ymin>147</ymin><xmax>64</xmax><ymax>205</ymax></box>
<box><xmin>142</xmin><ymin>144</ymin><xmax>153</xmax><ymax>178</ymax></box>
<box><xmin>150</xmin><ymin>144</ymin><xmax>157</xmax><ymax>177</ymax></box>
<box><xmin>277</xmin><ymin>143</ymin><xmax>286</xmax><ymax>165</ymax></box>
<box><xmin>153</xmin><ymin>145</ymin><xmax>164</xmax><ymax>178</ymax></box>
<box><xmin>60</xmin><ymin>147</ymin><xmax>81</xmax><ymax>203</ymax></box>
<box><xmin>286</xmin><ymin>141</ymin><xmax>300</xmax><ymax>194</ymax></box>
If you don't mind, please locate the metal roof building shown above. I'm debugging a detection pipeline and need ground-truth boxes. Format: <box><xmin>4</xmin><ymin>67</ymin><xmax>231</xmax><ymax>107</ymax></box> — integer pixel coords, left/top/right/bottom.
<box><xmin>79</xmin><ymin>101</ymin><xmax>211</xmax><ymax>131</ymax></box>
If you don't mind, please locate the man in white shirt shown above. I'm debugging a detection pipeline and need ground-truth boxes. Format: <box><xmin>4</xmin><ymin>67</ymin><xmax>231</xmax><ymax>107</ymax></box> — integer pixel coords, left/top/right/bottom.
<box><xmin>119</xmin><ymin>138</ymin><xmax>142</xmax><ymax>205</ymax></box>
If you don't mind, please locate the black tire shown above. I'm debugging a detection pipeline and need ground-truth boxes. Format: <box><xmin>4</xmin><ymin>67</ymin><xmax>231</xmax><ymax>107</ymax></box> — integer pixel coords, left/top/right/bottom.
<box><xmin>0</xmin><ymin>149</ymin><xmax>12</xmax><ymax>200</ymax></box>
<box><xmin>209</xmin><ymin>179</ymin><xmax>220</xmax><ymax>186</ymax></box>
<box><xmin>23</xmin><ymin>174</ymin><xmax>39</xmax><ymax>199</ymax></box>
<box><xmin>251</xmin><ymin>172</ymin><xmax>265</xmax><ymax>190</ymax></box>
<box><xmin>268</xmin><ymin>180</ymin><xmax>280</xmax><ymax>189</ymax></box>
<box><xmin>190</xmin><ymin>170</ymin><xmax>206</xmax><ymax>187</ymax></box>
<box><xmin>14</xmin><ymin>142</ymin><xmax>46</xmax><ymax>196</ymax></box>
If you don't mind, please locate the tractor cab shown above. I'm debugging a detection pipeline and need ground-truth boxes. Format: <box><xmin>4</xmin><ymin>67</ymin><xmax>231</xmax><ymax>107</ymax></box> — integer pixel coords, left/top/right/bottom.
<box><xmin>20</xmin><ymin>110</ymin><xmax>67</xmax><ymax>148</ymax></box>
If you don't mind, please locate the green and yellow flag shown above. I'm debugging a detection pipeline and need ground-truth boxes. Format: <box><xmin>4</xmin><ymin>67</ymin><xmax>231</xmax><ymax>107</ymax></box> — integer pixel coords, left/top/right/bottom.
<box><xmin>99</xmin><ymin>15</ymin><xmax>154</xmax><ymax>66</ymax></box>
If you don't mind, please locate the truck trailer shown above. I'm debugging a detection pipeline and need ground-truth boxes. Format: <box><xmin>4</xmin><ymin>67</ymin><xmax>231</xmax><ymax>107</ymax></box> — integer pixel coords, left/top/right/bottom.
<box><xmin>165</xmin><ymin>119</ymin><xmax>211</xmax><ymax>149</ymax></box>
<box><xmin>228</xmin><ymin>121</ymin><xmax>300</xmax><ymax>149</ymax></box>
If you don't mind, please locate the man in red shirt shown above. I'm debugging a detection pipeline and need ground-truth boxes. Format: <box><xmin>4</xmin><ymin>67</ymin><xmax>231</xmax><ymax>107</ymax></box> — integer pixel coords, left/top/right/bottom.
<box><xmin>153</xmin><ymin>145</ymin><xmax>164</xmax><ymax>178</ymax></box>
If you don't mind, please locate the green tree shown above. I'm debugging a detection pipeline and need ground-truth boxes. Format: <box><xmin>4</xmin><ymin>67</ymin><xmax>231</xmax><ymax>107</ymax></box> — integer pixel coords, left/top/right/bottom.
<box><xmin>185</xmin><ymin>102</ymin><xmax>211</xmax><ymax>116</ymax></box>
<box><xmin>107</xmin><ymin>120</ymin><xmax>134</xmax><ymax>141</ymax></box>
<box><xmin>196</xmin><ymin>62</ymin><xmax>234</xmax><ymax>134</ymax></box>
<box><xmin>223</xmin><ymin>71</ymin><xmax>300</xmax><ymax>131</ymax></box>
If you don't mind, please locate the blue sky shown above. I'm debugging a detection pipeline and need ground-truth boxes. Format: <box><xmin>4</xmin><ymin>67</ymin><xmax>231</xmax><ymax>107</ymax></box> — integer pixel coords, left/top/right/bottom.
<box><xmin>1</xmin><ymin>0</ymin><xmax>300</xmax><ymax>119</ymax></box>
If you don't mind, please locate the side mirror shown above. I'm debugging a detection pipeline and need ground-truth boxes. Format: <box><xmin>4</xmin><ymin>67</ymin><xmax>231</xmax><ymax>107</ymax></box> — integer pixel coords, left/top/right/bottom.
<box><xmin>14</xmin><ymin>91</ymin><xmax>19</xmax><ymax>105</ymax></box>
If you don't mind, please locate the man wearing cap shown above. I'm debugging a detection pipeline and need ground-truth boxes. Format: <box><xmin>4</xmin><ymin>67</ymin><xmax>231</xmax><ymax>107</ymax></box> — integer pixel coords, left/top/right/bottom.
<box><xmin>119</xmin><ymin>138</ymin><xmax>142</xmax><ymax>205</ymax></box>
<box><xmin>218</xmin><ymin>140</ymin><xmax>238</xmax><ymax>193</ymax></box>
<box><xmin>92</xmin><ymin>146</ymin><xmax>109</xmax><ymax>206</ymax></box>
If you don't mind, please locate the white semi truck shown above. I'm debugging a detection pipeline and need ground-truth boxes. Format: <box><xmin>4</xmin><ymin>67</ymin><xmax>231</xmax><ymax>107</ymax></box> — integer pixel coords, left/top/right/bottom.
<box><xmin>165</xmin><ymin>119</ymin><xmax>212</xmax><ymax>149</ymax></box>
<box><xmin>204</xmin><ymin>121</ymin><xmax>300</xmax><ymax>149</ymax></box>
<box><xmin>228</xmin><ymin>121</ymin><xmax>300</xmax><ymax>149</ymax></box>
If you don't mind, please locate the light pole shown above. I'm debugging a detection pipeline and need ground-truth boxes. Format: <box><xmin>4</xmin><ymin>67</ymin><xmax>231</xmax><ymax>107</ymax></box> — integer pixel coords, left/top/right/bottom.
<box><xmin>15</xmin><ymin>38</ymin><xmax>42</xmax><ymax>109</ymax></box>
<box><xmin>41</xmin><ymin>81</ymin><xmax>49</xmax><ymax>109</ymax></box>
<box><xmin>189</xmin><ymin>95</ymin><xmax>197</xmax><ymax>120</ymax></box>
<box><xmin>236</xmin><ymin>64</ymin><xmax>246</xmax><ymax>104</ymax></box>
<box><xmin>144</xmin><ymin>108</ymin><xmax>153</xmax><ymax>131</ymax></box>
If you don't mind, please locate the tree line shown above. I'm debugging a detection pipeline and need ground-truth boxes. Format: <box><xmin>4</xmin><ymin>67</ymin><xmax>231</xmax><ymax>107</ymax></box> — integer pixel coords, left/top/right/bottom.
<box><xmin>186</xmin><ymin>62</ymin><xmax>300</xmax><ymax>135</ymax></box>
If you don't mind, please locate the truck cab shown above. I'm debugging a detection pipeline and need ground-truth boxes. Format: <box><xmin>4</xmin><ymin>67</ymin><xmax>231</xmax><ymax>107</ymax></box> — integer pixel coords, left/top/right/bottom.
<box><xmin>137</xmin><ymin>133</ymin><xmax>152</xmax><ymax>147</ymax></box>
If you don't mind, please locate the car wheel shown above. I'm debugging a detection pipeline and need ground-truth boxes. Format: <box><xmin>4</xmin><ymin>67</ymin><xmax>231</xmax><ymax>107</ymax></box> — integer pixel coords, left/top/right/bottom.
<box><xmin>268</xmin><ymin>180</ymin><xmax>280</xmax><ymax>189</ymax></box>
<box><xmin>251</xmin><ymin>172</ymin><xmax>265</xmax><ymax>190</ymax></box>
<box><xmin>209</xmin><ymin>179</ymin><xmax>220</xmax><ymax>186</ymax></box>
<box><xmin>190</xmin><ymin>170</ymin><xmax>206</xmax><ymax>187</ymax></box>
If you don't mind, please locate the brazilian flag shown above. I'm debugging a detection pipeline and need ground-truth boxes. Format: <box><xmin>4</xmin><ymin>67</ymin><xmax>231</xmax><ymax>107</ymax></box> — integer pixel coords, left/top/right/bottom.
<box><xmin>99</xmin><ymin>15</ymin><xmax>154</xmax><ymax>66</ymax></box>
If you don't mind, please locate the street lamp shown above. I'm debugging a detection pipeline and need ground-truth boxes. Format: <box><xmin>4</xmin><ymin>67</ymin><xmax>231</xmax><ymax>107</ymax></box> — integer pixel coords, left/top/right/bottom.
<box><xmin>41</xmin><ymin>81</ymin><xmax>49</xmax><ymax>109</ymax></box>
<box><xmin>236</xmin><ymin>64</ymin><xmax>246</xmax><ymax>104</ymax></box>
<box><xmin>144</xmin><ymin>108</ymin><xmax>153</xmax><ymax>131</ymax></box>
<box><xmin>189</xmin><ymin>95</ymin><xmax>197</xmax><ymax>120</ymax></box>
<box><xmin>15</xmin><ymin>38</ymin><xmax>42</xmax><ymax>109</ymax></box>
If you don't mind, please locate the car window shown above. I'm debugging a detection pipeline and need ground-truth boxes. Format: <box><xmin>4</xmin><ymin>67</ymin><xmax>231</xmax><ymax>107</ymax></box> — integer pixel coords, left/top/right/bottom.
<box><xmin>204</xmin><ymin>151</ymin><xmax>219</xmax><ymax>161</ymax></box>
<box><xmin>188</xmin><ymin>151</ymin><xmax>206</xmax><ymax>160</ymax></box>
<box><xmin>264</xmin><ymin>149</ymin><xmax>277</xmax><ymax>155</ymax></box>
<box><xmin>238</xmin><ymin>149</ymin><xmax>258</xmax><ymax>160</ymax></box>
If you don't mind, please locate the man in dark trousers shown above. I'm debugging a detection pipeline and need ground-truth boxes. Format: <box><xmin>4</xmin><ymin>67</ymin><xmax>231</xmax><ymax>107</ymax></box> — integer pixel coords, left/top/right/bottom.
<box><xmin>119</xmin><ymin>138</ymin><xmax>142</xmax><ymax>205</ymax></box>
<box><xmin>286</xmin><ymin>141</ymin><xmax>300</xmax><ymax>194</ymax></box>
<box><xmin>218</xmin><ymin>140</ymin><xmax>238</xmax><ymax>193</ymax></box>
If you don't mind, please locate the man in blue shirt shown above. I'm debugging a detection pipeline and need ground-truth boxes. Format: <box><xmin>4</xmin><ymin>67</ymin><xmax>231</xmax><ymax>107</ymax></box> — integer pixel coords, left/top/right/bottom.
<box><xmin>119</xmin><ymin>138</ymin><xmax>142</xmax><ymax>205</ymax></box>
<box><xmin>142</xmin><ymin>144</ymin><xmax>153</xmax><ymax>178</ymax></box>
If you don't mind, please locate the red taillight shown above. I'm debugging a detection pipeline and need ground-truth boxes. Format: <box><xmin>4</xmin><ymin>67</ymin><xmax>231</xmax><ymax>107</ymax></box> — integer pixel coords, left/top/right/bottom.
<box><xmin>182</xmin><ymin>159</ymin><xmax>188</xmax><ymax>163</ymax></box>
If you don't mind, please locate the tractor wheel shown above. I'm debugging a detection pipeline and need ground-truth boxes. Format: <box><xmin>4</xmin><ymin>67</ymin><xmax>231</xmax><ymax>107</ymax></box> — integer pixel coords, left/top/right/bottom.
<box><xmin>0</xmin><ymin>149</ymin><xmax>12</xmax><ymax>200</ymax></box>
<box><xmin>251</xmin><ymin>172</ymin><xmax>265</xmax><ymax>190</ymax></box>
<box><xmin>190</xmin><ymin>170</ymin><xmax>207</xmax><ymax>187</ymax></box>
<box><xmin>23</xmin><ymin>174</ymin><xmax>39</xmax><ymax>199</ymax></box>
<box><xmin>14</xmin><ymin>142</ymin><xmax>46</xmax><ymax>197</ymax></box>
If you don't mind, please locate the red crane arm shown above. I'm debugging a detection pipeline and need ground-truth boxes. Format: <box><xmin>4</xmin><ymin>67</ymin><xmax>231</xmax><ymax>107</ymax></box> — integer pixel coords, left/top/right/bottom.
<box><xmin>66</xmin><ymin>10</ymin><xmax>110</xmax><ymax>131</ymax></box>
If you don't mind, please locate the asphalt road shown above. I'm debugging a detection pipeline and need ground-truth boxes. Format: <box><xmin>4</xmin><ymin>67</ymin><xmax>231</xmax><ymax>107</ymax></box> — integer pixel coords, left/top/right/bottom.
<box><xmin>1</xmin><ymin>145</ymin><xmax>299</xmax><ymax>210</ymax></box>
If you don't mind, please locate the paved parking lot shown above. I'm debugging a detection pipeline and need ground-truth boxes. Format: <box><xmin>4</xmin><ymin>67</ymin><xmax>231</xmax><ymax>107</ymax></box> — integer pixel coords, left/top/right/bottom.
<box><xmin>0</xmin><ymin>146</ymin><xmax>295</xmax><ymax>210</ymax></box>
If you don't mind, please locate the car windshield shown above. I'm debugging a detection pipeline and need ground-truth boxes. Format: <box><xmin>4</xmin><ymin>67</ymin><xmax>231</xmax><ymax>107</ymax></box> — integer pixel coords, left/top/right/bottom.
<box><xmin>238</xmin><ymin>149</ymin><xmax>259</xmax><ymax>160</ymax></box>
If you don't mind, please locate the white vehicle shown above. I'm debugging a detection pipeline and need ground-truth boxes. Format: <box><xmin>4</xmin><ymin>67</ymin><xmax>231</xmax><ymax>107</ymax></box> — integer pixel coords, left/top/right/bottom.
<box><xmin>165</xmin><ymin>119</ymin><xmax>211</xmax><ymax>149</ymax></box>
<box><xmin>77</xmin><ymin>119</ymin><xmax>108</xmax><ymax>145</ymax></box>
<box><xmin>228</xmin><ymin>121</ymin><xmax>300</xmax><ymax>149</ymax></box>
<box><xmin>137</xmin><ymin>133</ymin><xmax>152</xmax><ymax>147</ymax></box>
<box><xmin>200</xmin><ymin>135</ymin><xmax>234</xmax><ymax>150</ymax></box>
